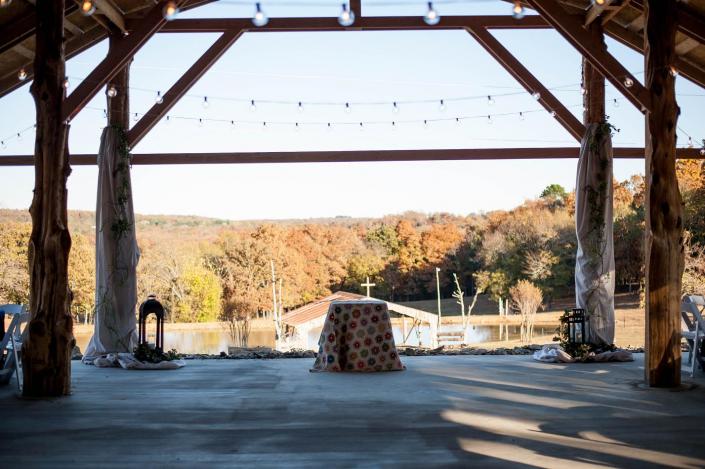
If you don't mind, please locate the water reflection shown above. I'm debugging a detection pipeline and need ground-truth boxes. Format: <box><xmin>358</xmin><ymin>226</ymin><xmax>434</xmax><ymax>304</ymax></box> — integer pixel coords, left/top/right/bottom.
<box><xmin>74</xmin><ymin>324</ymin><xmax>554</xmax><ymax>355</ymax></box>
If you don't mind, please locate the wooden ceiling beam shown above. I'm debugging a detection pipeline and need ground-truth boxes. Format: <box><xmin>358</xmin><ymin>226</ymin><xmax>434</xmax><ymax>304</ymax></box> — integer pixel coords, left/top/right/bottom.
<box><xmin>630</xmin><ymin>0</ymin><xmax>705</xmax><ymax>46</ymax></box>
<box><xmin>527</xmin><ymin>0</ymin><xmax>650</xmax><ymax>111</ymax></box>
<box><xmin>1</xmin><ymin>147</ymin><xmax>702</xmax><ymax>166</ymax></box>
<box><xmin>127</xmin><ymin>30</ymin><xmax>242</xmax><ymax>147</ymax></box>
<box><xmin>604</xmin><ymin>22</ymin><xmax>705</xmax><ymax>90</ymax></box>
<box><xmin>62</xmin><ymin>1</ymin><xmax>176</xmax><ymax>123</ymax></box>
<box><xmin>157</xmin><ymin>15</ymin><xmax>551</xmax><ymax>33</ymax></box>
<box><xmin>0</xmin><ymin>3</ymin><xmax>77</xmax><ymax>55</ymax></box>
<box><xmin>466</xmin><ymin>25</ymin><xmax>584</xmax><ymax>141</ymax></box>
<box><xmin>94</xmin><ymin>0</ymin><xmax>127</xmax><ymax>34</ymax></box>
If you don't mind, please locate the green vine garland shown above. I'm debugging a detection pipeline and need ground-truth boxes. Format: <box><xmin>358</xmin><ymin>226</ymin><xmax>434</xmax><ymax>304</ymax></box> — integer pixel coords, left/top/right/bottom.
<box><xmin>133</xmin><ymin>343</ymin><xmax>180</xmax><ymax>363</ymax></box>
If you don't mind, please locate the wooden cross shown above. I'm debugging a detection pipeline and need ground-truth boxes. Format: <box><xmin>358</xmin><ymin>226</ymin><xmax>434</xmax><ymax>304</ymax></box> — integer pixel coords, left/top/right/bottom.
<box><xmin>361</xmin><ymin>276</ymin><xmax>376</xmax><ymax>297</ymax></box>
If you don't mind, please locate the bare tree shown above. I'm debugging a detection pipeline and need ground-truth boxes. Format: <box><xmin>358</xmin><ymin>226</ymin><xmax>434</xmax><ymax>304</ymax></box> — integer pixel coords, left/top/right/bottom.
<box><xmin>509</xmin><ymin>280</ymin><xmax>543</xmax><ymax>343</ymax></box>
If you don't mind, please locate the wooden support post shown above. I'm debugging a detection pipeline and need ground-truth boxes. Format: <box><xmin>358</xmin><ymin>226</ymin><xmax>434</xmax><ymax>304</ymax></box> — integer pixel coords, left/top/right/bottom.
<box><xmin>582</xmin><ymin>23</ymin><xmax>605</xmax><ymax>125</ymax></box>
<box><xmin>107</xmin><ymin>35</ymin><xmax>130</xmax><ymax>129</ymax></box>
<box><xmin>23</xmin><ymin>0</ymin><xmax>73</xmax><ymax>397</ymax></box>
<box><xmin>644</xmin><ymin>0</ymin><xmax>683</xmax><ymax>388</ymax></box>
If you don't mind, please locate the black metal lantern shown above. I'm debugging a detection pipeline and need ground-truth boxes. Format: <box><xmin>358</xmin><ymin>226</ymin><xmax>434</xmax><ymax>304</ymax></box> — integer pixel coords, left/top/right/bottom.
<box><xmin>138</xmin><ymin>295</ymin><xmax>165</xmax><ymax>352</ymax></box>
<box><xmin>567</xmin><ymin>308</ymin><xmax>588</xmax><ymax>345</ymax></box>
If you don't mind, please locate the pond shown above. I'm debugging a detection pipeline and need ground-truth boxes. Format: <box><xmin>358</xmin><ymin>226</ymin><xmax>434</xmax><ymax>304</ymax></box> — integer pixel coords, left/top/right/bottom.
<box><xmin>74</xmin><ymin>323</ymin><xmax>555</xmax><ymax>355</ymax></box>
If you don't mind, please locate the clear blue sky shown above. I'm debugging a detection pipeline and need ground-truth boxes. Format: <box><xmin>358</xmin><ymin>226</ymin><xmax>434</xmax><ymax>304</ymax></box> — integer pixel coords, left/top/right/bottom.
<box><xmin>0</xmin><ymin>1</ymin><xmax>703</xmax><ymax>220</ymax></box>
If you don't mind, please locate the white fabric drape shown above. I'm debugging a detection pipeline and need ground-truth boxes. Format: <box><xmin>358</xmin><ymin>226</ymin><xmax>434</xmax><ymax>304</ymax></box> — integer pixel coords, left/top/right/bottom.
<box><xmin>575</xmin><ymin>123</ymin><xmax>616</xmax><ymax>345</ymax></box>
<box><xmin>83</xmin><ymin>127</ymin><xmax>139</xmax><ymax>362</ymax></box>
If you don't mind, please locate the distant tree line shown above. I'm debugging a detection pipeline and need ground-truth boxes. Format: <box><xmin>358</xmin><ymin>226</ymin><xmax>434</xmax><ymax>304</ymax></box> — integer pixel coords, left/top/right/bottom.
<box><xmin>1</xmin><ymin>163</ymin><xmax>705</xmax><ymax>323</ymax></box>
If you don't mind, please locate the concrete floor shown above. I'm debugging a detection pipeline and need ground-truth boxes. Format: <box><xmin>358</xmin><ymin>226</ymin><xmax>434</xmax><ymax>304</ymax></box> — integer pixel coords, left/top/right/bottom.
<box><xmin>1</xmin><ymin>355</ymin><xmax>704</xmax><ymax>468</ymax></box>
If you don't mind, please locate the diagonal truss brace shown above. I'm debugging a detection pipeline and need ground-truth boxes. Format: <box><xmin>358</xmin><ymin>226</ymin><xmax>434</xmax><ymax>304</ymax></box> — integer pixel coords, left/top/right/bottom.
<box><xmin>466</xmin><ymin>25</ymin><xmax>585</xmax><ymax>141</ymax></box>
<box><xmin>528</xmin><ymin>0</ymin><xmax>651</xmax><ymax>112</ymax></box>
<box><xmin>127</xmin><ymin>30</ymin><xmax>242</xmax><ymax>147</ymax></box>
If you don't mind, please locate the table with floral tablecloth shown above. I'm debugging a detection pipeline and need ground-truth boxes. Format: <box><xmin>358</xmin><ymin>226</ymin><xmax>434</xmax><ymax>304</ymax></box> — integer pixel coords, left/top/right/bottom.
<box><xmin>311</xmin><ymin>300</ymin><xmax>404</xmax><ymax>372</ymax></box>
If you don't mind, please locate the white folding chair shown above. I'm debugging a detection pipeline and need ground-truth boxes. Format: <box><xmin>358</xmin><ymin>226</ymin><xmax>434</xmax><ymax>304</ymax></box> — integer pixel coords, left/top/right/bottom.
<box><xmin>1</xmin><ymin>304</ymin><xmax>29</xmax><ymax>392</ymax></box>
<box><xmin>681</xmin><ymin>295</ymin><xmax>705</xmax><ymax>377</ymax></box>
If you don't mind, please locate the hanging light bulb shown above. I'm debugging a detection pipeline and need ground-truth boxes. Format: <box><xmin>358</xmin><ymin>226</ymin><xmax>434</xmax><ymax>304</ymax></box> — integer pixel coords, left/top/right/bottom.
<box><xmin>391</xmin><ymin>121</ymin><xmax>397</xmax><ymax>131</ymax></box>
<box><xmin>16</xmin><ymin>132</ymin><xmax>22</xmax><ymax>142</ymax></box>
<box><xmin>549</xmin><ymin>110</ymin><xmax>556</xmax><ymax>117</ymax></box>
<box><xmin>202</xmin><ymin>96</ymin><xmax>209</xmax><ymax>109</ymax></box>
<box><xmin>295</xmin><ymin>122</ymin><xmax>300</xmax><ymax>132</ymax></box>
<box><xmin>63</xmin><ymin>77</ymin><xmax>70</xmax><ymax>89</ymax></box>
<box><xmin>532</xmin><ymin>91</ymin><xmax>541</xmax><ymax>101</ymax></box>
<box><xmin>81</xmin><ymin>0</ymin><xmax>95</xmax><ymax>16</ymax></box>
<box><xmin>424</xmin><ymin>119</ymin><xmax>429</xmax><ymax>129</ymax></box>
<box><xmin>613</xmin><ymin>98</ymin><xmax>619</xmax><ymax>108</ymax></box>
<box><xmin>163</xmin><ymin>1</ymin><xmax>179</xmax><ymax>21</ymax></box>
<box><xmin>155</xmin><ymin>91</ymin><xmax>163</xmax><ymax>104</ymax></box>
<box><xmin>580</xmin><ymin>86</ymin><xmax>587</xmax><ymax>95</ymax></box>
<box><xmin>439</xmin><ymin>99</ymin><xmax>446</xmax><ymax>112</ymax></box>
<box><xmin>455</xmin><ymin>117</ymin><xmax>462</xmax><ymax>126</ymax></box>
<box><xmin>298</xmin><ymin>101</ymin><xmax>304</xmax><ymax>113</ymax></box>
<box><xmin>252</xmin><ymin>2</ymin><xmax>268</xmax><ymax>27</ymax></box>
<box><xmin>670</xmin><ymin>66</ymin><xmax>679</xmax><ymax>77</ymax></box>
<box><xmin>700</xmin><ymin>148</ymin><xmax>705</xmax><ymax>156</ymax></box>
<box><xmin>250</xmin><ymin>99</ymin><xmax>257</xmax><ymax>112</ymax></box>
<box><xmin>262</xmin><ymin>121</ymin><xmax>267</xmax><ymax>131</ymax></box>
<box><xmin>327</xmin><ymin>122</ymin><xmax>332</xmax><ymax>131</ymax></box>
<box><xmin>198</xmin><ymin>118</ymin><xmax>204</xmax><ymax>127</ymax></box>
<box><xmin>487</xmin><ymin>95</ymin><xmax>495</xmax><ymax>106</ymax></box>
<box><xmin>512</xmin><ymin>1</ymin><xmax>525</xmax><ymax>20</ymax></box>
<box><xmin>519</xmin><ymin>111</ymin><xmax>525</xmax><ymax>121</ymax></box>
<box><xmin>338</xmin><ymin>3</ymin><xmax>355</xmax><ymax>27</ymax></box>
<box><xmin>165</xmin><ymin>115</ymin><xmax>171</xmax><ymax>125</ymax></box>
<box><xmin>0</xmin><ymin>0</ymin><xmax>12</xmax><ymax>8</ymax></box>
<box><xmin>487</xmin><ymin>115</ymin><xmax>493</xmax><ymax>125</ymax></box>
<box><xmin>592</xmin><ymin>0</ymin><xmax>606</xmax><ymax>5</ymax></box>
<box><xmin>345</xmin><ymin>102</ymin><xmax>351</xmax><ymax>113</ymax></box>
<box><xmin>230</xmin><ymin>120</ymin><xmax>236</xmax><ymax>131</ymax></box>
<box><xmin>106</xmin><ymin>85</ymin><xmax>117</xmax><ymax>98</ymax></box>
<box><xmin>687</xmin><ymin>137</ymin><xmax>694</xmax><ymax>148</ymax></box>
<box><xmin>103</xmin><ymin>109</ymin><xmax>107</xmax><ymax>118</ymax></box>
<box><xmin>393</xmin><ymin>102</ymin><xmax>399</xmax><ymax>113</ymax></box>
<box><xmin>424</xmin><ymin>2</ymin><xmax>440</xmax><ymax>26</ymax></box>
<box><xmin>624</xmin><ymin>77</ymin><xmax>634</xmax><ymax>88</ymax></box>
<box><xmin>133</xmin><ymin>112</ymin><xmax>139</xmax><ymax>122</ymax></box>
<box><xmin>0</xmin><ymin>141</ymin><xmax>5</xmax><ymax>150</ymax></box>
<box><xmin>17</xmin><ymin>68</ymin><xmax>27</xmax><ymax>81</ymax></box>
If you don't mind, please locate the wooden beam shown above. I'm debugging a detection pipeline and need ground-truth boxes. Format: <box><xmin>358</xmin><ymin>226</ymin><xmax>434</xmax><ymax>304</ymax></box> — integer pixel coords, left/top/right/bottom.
<box><xmin>0</xmin><ymin>2</ymin><xmax>74</xmax><ymax>55</ymax></box>
<box><xmin>94</xmin><ymin>0</ymin><xmax>127</xmax><ymax>34</ymax></box>
<box><xmin>631</xmin><ymin>0</ymin><xmax>705</xmax><ymax>46</ymax></box>
<box><xmin>675</xmin><ymin>37</ymin><xmax>700</xmax><ymax>56</ymax></box>
<box><xmin>13</xmin><ymin>43</ymin><xmax>35</xmax><ymax>59</ymax></box>
<box><xmin>466</xmin><ymin>25</ymin><xmax>585</xmax><ymax>141</ymax></box>
<box><xmin>127</xmin><ymin>30</ymin><xmax>241</xmax><ymax>147</ymax></box>
<box><xmin>527</xmin><ymin>0</ymin><xmax>650</xmax><ymax>111</ymax></box>
<box><xmin>582</xmin><ymin>22</ymin><xmax>605</xmax><ymax>124</ymax></box>
<box><xmin>23</xmin><ymin>0</ymin><xmax>73</xmax><ymax>398</ymax></box>
<box><xmin>2</xmin><ymin>147</ymin><xmax>702</xmax><ymax>166</ymax></box>
<box><xmin>61</xmin><ymin>1</ymin><xmax>173</xmax><ymax>123</ymax></box>
<box><xmin>0</xmin><ymin>26</ymin><xmax>106</xmax><ymax>100</ymax></box>
<box><xmin>107</xmin><ymin>34</ymin><xmax>130</xmax><ymax>128</ymax></box>
<box><xmin>604</xmin><ymin>22</ymin><xmax>705</xmax><ymax>90</ymax></box>
<box><xmin>157</xmin><ymin>15</ymin><xmax>551</xmax><ymax>33</ymax></box>
<box><xmin>644</xmin><ymin>0</ymin><xmax>682</xmax><ymax>388</ymax></box>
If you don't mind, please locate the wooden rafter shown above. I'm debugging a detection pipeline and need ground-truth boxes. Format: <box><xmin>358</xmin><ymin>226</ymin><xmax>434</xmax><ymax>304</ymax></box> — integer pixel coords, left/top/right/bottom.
<box><xmin>604</xmin><ymin>22</ymin><xmax>705</xmax><ymax>90</ymax></box>
<box><xmin>527</xmin><ymin>0</ymin><xmax>651</xmax><ymax>111</ymax></box>
<box><xmin>61</xmin><ymin>1</ymin><xmax>180</xmax><ymax>123</ymax></box>
<box><xmin>0</xmin><ymin>3</ymin><xmax>78</xmax><ymax>55</ymax></box>
<box><xmin>93</xmin><ymin>0</ymin><xmax>127</xmax><ymax>34</ymax></box>
<box><xmin>466</xmin><ymin>25</ymin><xmax>585</xmax><ymax>141</ymax></box>
<box><xmin>127</xmin><ymin>30</ymin><xmax>242</xmax><ymax>147</ymax></box>
<box><xmin>1</xmin><ymin>147</ymin><xmax>702</xmax><ymax>166</ymax></box>
<box><xmin>630</xmin><ymin>0</ymin><xmax>705</xmax><ymax>46</ymax></box>
<box><xmin>157</xmin><ymin>15</ymin><xmax>550</xmax><ymax>33</ymax></box>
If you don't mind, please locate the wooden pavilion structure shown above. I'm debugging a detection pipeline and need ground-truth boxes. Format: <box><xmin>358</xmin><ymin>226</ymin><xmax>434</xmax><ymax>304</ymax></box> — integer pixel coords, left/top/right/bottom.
<box><xmin>0</xmin><ymin>0</ymin><xmax>703</xmax><ymax>396</ymax></box>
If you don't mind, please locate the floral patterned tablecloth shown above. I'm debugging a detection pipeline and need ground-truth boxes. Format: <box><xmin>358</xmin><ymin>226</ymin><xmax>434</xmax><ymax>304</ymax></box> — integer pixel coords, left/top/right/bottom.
<box><xmin>311</xmin><ymin>300</ymin><xmax>404</xmax><ymax>372</ymax></box>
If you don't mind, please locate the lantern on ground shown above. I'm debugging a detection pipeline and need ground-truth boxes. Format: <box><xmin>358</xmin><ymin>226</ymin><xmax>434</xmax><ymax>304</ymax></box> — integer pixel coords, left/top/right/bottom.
<box><xmin>138</xmin><ymin>295</ymin><xmax>165</xmax><ymax>352</ymax></box>
<box><xmin>567</xmin><ymin>308</ymin><xmax>588</xmax><ymax>345</ymax></box>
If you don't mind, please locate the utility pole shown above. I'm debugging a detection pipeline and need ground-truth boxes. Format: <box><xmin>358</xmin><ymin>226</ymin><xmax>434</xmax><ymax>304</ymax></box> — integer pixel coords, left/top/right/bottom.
<box><xmin>436</xmin><ymin>267</ymin><xmax>442</xmax><ymax>330</ymax></box>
